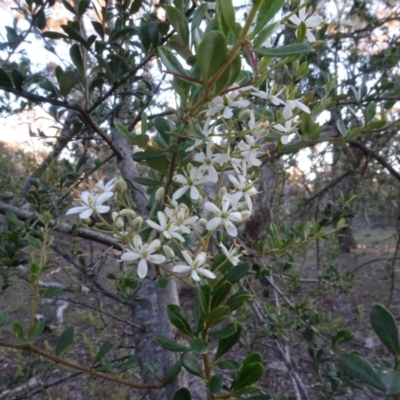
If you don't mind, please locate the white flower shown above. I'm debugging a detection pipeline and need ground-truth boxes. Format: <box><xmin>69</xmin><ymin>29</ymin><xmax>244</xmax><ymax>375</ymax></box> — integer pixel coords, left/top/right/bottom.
<box><xmin>204</xmin><ymin>194</ymin><xmax>242</xmax><ymax>237</ymax></box>
<box><xmin>173</xmin><ymin>167</ymin><xmax>206</xmax><ymax>201</ymax></box>
<box><xmin>286</xmin><ymin>99</ymin><xmax>311</xmax><ymax>114</ymax></box>
<box><xmin>289</xmin><ymin>1</ymin><xmax>323</xmax><ymax>42</ymax></box>
<box><xmin>219</xmin><ymin>243</ymin><xmax>241</xmax><ymax>266</ymax></box>
<box><xmin>251</xmin><ymin>87</ymin><xmax>285</xmax><ymax>106</ymax></box>
<box><xmin>236</xmin><ymin>135</ymin><xmax>263</xmax><ymax>168</ymax></box>
<box><xmin>186</xmin><ymin>118</ymin><xmax>213</xmax><ymax>152</ymax></box>
<box><xmin>194</xmin><ymin>140</ymin><xmax>230</xmax><ymax>183</ymax></box>
<box><xmin>173</xmin><ymin>251</ymin><xmax>216</xmax><ymax>281</ymax></box>
<box><xmin>274</xmin><ymin>104</ymin><xmax>297</xmax><ymax>143</ymax></box>
<box><xmin>206</xmin><ymin>94</ymin><xmax>250</xmax><ymax>119</ymax></box>
<box><xmin>94</xmin><ymin>178</ymin><xmax>117</xmax><ymax>194</ymax></box>
<box><xmin>228</xmin><ymin>174</ymin><xmax>258</xmax><ymax>211</ymax></box>
<box><xmin>165</xmin><ymin>203</ymin><xmax>198</xmax><ymax>234</ymax></box>
<box><xmin>120</xmin><ymin>235</ymin><xmax>165</xmax><ymax>279</ymax></box>
<box><xmin>146</xmin><ymin>211</ymin><xmax>185</xmax><ymax>242</ymax></box>
<box><xmin>66</xmin><ymin>191</ymin><xmax>113</xmax><ymax>219</ymax></box>
<box><xmin>248</xmin><ymin>110</ymin><xmax>271</xmax><ymax>138</ymax></box>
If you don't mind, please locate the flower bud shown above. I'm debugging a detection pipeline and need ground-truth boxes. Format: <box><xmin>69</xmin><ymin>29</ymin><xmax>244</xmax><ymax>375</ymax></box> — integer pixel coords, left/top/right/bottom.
<box><xmin>199</xmin><ymin>218</ymin><xmax>208</xmax><ymax>227</ymax></box>
<box><xmin>115</xmin><ymin>216</ymin><xmax>125</xmax><ymax>230</ymax></box>
<box><xmin>115</xmin><ymin>179</ymin><xmax>128</xmax><ymax>193</ymax></box>
<box><xmin>82</xmin><ymin>218</ymin><xmax>92</xmax><ymax>225</ymax></box>
<box><xmin>240</xmin><ymin>210</ymin><xmax>251</xmax><ymax>221</ymax></box>
<box><xmin>119</xmin><ymin>208</ymin><xmax>137</xmax><ymax>219</ymax></box>
<box><xmin>163</xmin><ymin>245</ymin><xmax>175</xmax><ymax>259</ymax></box>
<box><xmin>238</xmin><ymin>109</ymin><xmax>252</xmax><ymax>121</ymax></box>
<box><xmin>131</xmin><ymin>216</ymin><xmax>143</xmax><ymax>230</ymax></box>
<box><xmin>218</xmin><ymin>186</ymin><xmax>227</xmax><ymax>199</ymax></box>
<box><xmin>186</xmin><ymin>163</ymin><xmax>194</xmax><ymax>174</ymax></box>
<box><xmin>155</xmin><ymin>187</ymin><xmax>165</xmax><ymax>202</ymax></box>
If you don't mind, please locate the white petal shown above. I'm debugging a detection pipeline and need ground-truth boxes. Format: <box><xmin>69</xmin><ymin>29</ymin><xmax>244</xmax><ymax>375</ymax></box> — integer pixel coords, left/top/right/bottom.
<box><xmin>146</xmin><ymin>219</ymin><xmax>162</xmax><ymax>231</ymax></box>
<box><xmin>229</xmin><ymin>211</ymin><xmax>242</xmax><ymax>222</ymax></box>
<box><xmin>171</xmin><ymin>232</ymin><xmax>185</xmax><ymax>242</ymax></box>
<box><xmin>66</xmin><ymin>206</ymin><xmax>88</xmax><ymax>215</ymax></box>
<box><xmin>80</xmin><ymin>208</ymin><xmax>94</xmax><ymax>219</ymax></box>
<box><xmin>181</xmin><ymin>250</ymin><xmax>193</xmax><ymax>266</ymax></box>
<box><xmin>95</xmin><ymin>205</ymin><xmax>110</xmax><ymax>214</ymax></box>
<box><xmin>137</xmin><ymin>258</ymin><xmax>148</xmax><ymax>279</ymax></box>
<box><xmin>191</xmin><ymin>270</ymin><xmax>201</xmax><ymax>281</ymax></box>
<box><xmin>230</xmin><ymin>192</ymin><xmax>243</xmax><ymax>207</ymax></box>
<box><xmin>173</xmin><ymin>264</ymin><xmax>191</xmax><ymax>273</ymax></box>
<box><xmin>147</xmin><ymin>239</ymin><xmax>161</xmax><ymax>253</ymax></box>
<box><xmin>172</xmin><ymin>186</ymin><xmax>189</xmax><ymax>201</ymax></box>
<box><xmin>281</xmin><ymin>135</ymin><xmax>290</xmax><ymax>144</ymax></box>
<box><xmin>289</xmin><ymin>15</ymin><xmax>301</xmax><ymax>25</ymax></box>
<box><xmin>149</xmin><ymin>254</ymin><xmax>166</xmax><ymax>264</ymax></box>
<box><xmin>206</xmin><ymin>217</ymin><xmax>222</xmax><ymax>231</ymax></box>
<box><xmin>204</xmin><ymin>202</ymin><xmax>220</xmax><ymax>214</ymax></box>
<box><xmin>133</xmin><ymin>234</ymin><xmax>143</xmax><ymax>249</ymax></box>
<box><xmin>121</xmin><ymin>251</ymin><xmax>141</xmax><ymax>262</ymax></box>
<box><xmin>306</xmin><ymin>15</ymin><xmax>323</xmax><ymax>28</ymax></box>
<box><xmin>222</xmin><ymin>107</ymin><xmax>233</xmax><ymax>119</ymax></box>
<box><xmin>306</xmin><ymin>29</ymin><xmax>316</xmax><ymax>42</ymax></box>
<box><xmin>80</xmin><ymin>191</ymin><xmax>91</xmax><ymax>205</ymax></box>
<box><xmin>174</xmin><ymin>174</ymin><xmax>188</xmax><ymax>184</ymax></box>
<box><xmin>224</xmin><ymin>220</ymin><xmax>238</xmax><ymax>237</ymax></box>
<box><xmin>197</xmin><ymin>268</ymin><xmax>216</xmax><ymax>280</ymax></box>
<box><xmin>194</xmin><ymin>252</ymin><xmax>207</xmax><ymax>267</ymax></box>
<box><xmin>190</xmin><ymin>186</ymin><xmax>200</xmax><ymax>200</ymax></box>
<box><xmin>97</xmin><ymin>191</ymin><xmax>114</xmax><ymax>204</ymax></box>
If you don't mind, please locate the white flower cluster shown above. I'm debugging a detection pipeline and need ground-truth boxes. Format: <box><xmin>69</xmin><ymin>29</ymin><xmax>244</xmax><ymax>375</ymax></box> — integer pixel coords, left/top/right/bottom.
<box><xmin>64</xmin><ymin>2</ymin><xmax>322</xmax><ymax>283</ymax></box>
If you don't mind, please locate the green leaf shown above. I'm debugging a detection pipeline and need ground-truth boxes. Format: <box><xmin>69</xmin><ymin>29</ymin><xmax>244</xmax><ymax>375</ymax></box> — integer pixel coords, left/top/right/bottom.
<box><xmin>377</xmin><ymin>368</ymin><xmax>400</xmax><ymax>395</ymax></box>
<box><xmin>253</xmin><ymin>22</ymin><xmax>279</xmax><ymax>48</ymax></box>
<box><xmin>218</xmin><ymin>0</ymin><xmax>236</xmax><ymax>35</ymax></box>
<box><xmin>173</xmin><ymin>387</ymin><xmax>191</xmax><ymax>400</ymax></box>
<box><xmin>365</xmin><ymin>120</ymin><xmax>387</xmax><ymax>131</ymax></box>
<box><xmin>206</xmin><ymin>306</ymin><xmax>230</xmax><ymax>327</ymax></box>
<box><xmin>214</xmin><ymin>55</ymin><xmax>241</xmax><ymax>94</ymax></box>
<box><xmin>120</xmin><ymin>354</ymin><xmax>140</xmax><ymax>373</ymax></box>
<box><xmin>197</xmin><ymin>31</ymin><xmax>227</xmax><ymax>83</ymax></box>
<box><xmin>58</xmin><ymin>70</ymin><xmax>77</xmax><ymax>98</ymax></box>
<box><xmin>0</xmin><ymin>312</ymin><xmax>7</xmax><ymax>330</ymax></box>
<box><xmin>233</xmin><ymin>363</ymin><xmax>264</xmax><ymax>391</ymax></box>
<box><xmin>28</xmin><ymin>320</ymin><xmax>45</xmax><ymax>341</ymax></box>
<box><xmin>338</xmin><ymin>353</ymin><xmax>385</xmax><ymax>392</ymax></box>
<box><xmin>209</xmin><ymin>322</ymin><xmax>237</xmax><ymax>340</ymax></box>
<box><xmin>214</xmin><ymin>324</ymin><xmax>242</xmax><ymax>361</ymax></box>
<box><xmin>226</xmin><ymin>291</ymin><xmax>252</xmax><ymax>311</ymax></box>
<box><xmin>366</xmin><ymin>102</ymin><xmax>376</xmax><ymax>124</ymax></box>
<box><xmin>167</xmin><ymin>304</ymin><xmax>192</xmax><ymax>336</ymax></box>
<box><xmin>12</xmin><ymin>69</ymin><xmax>24</xmax><ymax>90</ymax></box>
<box><xmin>42</xmin><ymin>31</ymin><xmax>69</xmax><ymax>40</ymax></box>
<box><xmin>190</xmin><ymin>338</ymin><xmax>209</xmax><ymax>355</ymax></box>
<box><xmin>61</xmin><ymin>24</ymin><xmax>89</xmax><ymax>48</ymax></box>
<box><xmin>243</xmin><ymin>352</ymin><xmax>263</xmax><ymax>368</ymax></box>
<box><xmin>211</xmin><ymin>282</ymin><xmax>232</xmax><ymax>309</ymax></box>
<box><xmin>165</xmin><ymin>359</ymin><xmax>182</xmax><ymax>382</ymax></box>
<box><xmin>70</xmin><ymin>44</ymin><xmax>85</xmax><ymax>76</ymax></box>
<box><xmin>336</xmin><ymin>120</ymin><xmax>347</xmax><ymax>136</ymax></box>
<box><xmin>91</xmin><ymin>21</ymin><xmax>104</xmax><ymax>39</ymax></box>
<box><xmin>132</xmin><ymin>151</ymin><xmax>168</xmax><ymax>161</ymax></box>
<box><xmin>254</xmin><ymin>0</ymin><xmax>284</xmax><ymax>35</ymax></box>
<box><xmin>243</xmin><ymin>396</ymin><xmax>272</xmax><ymax>400</ymax></box>
<box><xmin>93</xmin><ymin>339</ymin><xmax>112</xmax><ymax>365</ymax></box>
<box><xmin>26</xmin><ymin>235</ymin><xmax>41</xmax><ymax>249</ymax></box>
<box><xmin>165</xmin><ymin>6</ymin><xmax>189</xmax><ymax>46</ymax></box>
<box><xmin>131</xmin><ymin>177</ymin><xmax>162</xmax><ymax>187</ymax></box>
<box><xmin>131</xmin><ymin>134</ymin><xmax>150</xmax><ymax>147</ymax></box>
<box><xmin>55</xmin><ymin>327</ymin><xmax>74</xmax><ymax>355</ymax></box>
<box><xmin>130</xmin><ymin>0</ymin><xmax>142</xmax><ymax>14</ymax></box>
<box><xmin>77</xmin><ymin>0</ymin><xmax>90</xmax><ymax>17</ymax></box>
<box><xmin>62</xmin><ymin>0</ymin><xmax>76</xmax><ymax>14</ymax></box>
<box><xmin>209</xmin><ymin>374</ymin><xmax>223</xmax><ymax>393</ymax></box>
<box><xmin>39</xmin><ymin>287</ymin><xmax>63</xmax><ymax>298</ymax></box>
<box><xmin>158</xmin><ymin>46</ymin><xmax>188</xmax><ymax>77</ymax></box>
<box><xmin>181</xmin><ymin>352</ymin><xmax>204</xmax><ymax>378</ymax></box>
<box><xmin>155</xmin><ymin>334</ymin><xmax>190</xmax><ymax>352</ymax></box>
<box><xmin>220</xmin><ymin>262</ymin><xmax>250</xmax><ymax>286</ymax></box>
<box><xmin>5</xmin><ymin>211</ymin><xmax>22</xmax><ymax>227</ymax></box>
<box><xmin>254</xmin><ymin>43</ymin><xmax>314</xmax><ymax>57</ymax></box>
<box><xmin>0</xmin><ymin>68</ymin><xmax>14</xmax><ymax>88</ymax></box>
<box><xmin>370</xmin><ymin>304</ymin><xmax>400</xmax><ymax>357</ymax></box>
<box><xmin>13</xmin><ymin>322</ymin><xmax>24</xmax><ymax>340</ymax></box>
<box><xmin>33</xmin><ymin>9</ymin><xmax>47</xmax><ymax>29</ymax></box>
